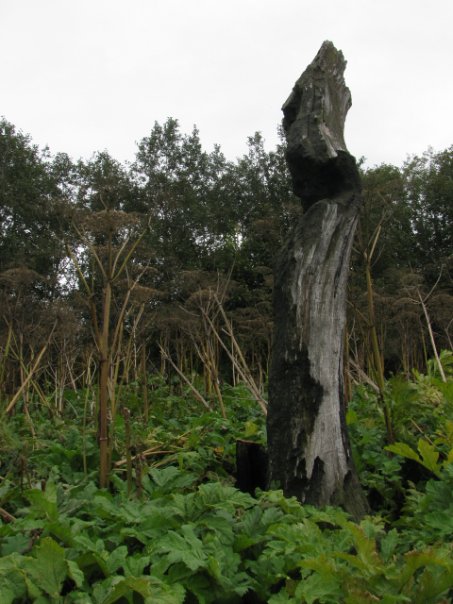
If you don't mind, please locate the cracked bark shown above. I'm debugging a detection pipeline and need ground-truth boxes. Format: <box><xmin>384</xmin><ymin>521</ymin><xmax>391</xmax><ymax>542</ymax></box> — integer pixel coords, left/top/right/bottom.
<box><xmin>267</xmin><ymin>41</ymin><xmax>368</xmax><ymax>519</ymax></box>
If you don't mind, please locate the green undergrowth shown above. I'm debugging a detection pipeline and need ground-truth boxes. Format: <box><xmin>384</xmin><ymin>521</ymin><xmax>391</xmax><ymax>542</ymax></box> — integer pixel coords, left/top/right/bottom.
<box><xmin>1</xmin><ymin>472</ymin><xmax>453</xmax><ymax>603</ymax></box>
<box><xmin>1</xmin><ymin>363</ymin><xmax>453</xmax><ymax>603</ymax></box>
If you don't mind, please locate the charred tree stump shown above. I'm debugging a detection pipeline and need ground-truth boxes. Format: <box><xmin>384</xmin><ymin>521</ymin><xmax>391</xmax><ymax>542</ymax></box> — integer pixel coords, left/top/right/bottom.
<box><xmin>236</xmin><ymin>440</ymin><xmax>268</xmax><ymax>495</ymax></box>
<box><xmin>267</xmin><ymin>41</ymin><xmax>368</xmax><ymax>519</ymax></box>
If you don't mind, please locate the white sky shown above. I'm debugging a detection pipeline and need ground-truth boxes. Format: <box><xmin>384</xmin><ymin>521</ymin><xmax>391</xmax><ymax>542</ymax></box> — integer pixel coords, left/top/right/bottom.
<box><xmin>2</xmin><ymin>0</ymin><xmax>452</xmax><ymax>168</ymax></box>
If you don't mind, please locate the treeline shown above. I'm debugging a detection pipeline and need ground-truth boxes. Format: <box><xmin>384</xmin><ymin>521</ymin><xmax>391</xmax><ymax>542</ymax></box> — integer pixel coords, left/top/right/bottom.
<box><xmin>0</xmin><ymin>116</ymin><xmax>452</xmax><ymax>410</ymax></box>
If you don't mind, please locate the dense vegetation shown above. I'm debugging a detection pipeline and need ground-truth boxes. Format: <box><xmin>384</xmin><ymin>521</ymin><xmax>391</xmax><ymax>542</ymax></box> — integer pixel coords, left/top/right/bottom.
<box><xmin>1</xmin><ymin>368</ymin><xmax>453</xmax><ymax>602</ymax></box>
<box><xmin>0</xmin><ymin>116</ymin><xmax>452</xmax><ymax>602</ymax></box>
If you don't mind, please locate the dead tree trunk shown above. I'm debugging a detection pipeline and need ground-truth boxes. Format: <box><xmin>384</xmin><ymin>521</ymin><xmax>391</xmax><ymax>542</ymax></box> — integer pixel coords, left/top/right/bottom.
<box><xmin>267</xmin><ymin>41</ymin><xmax>368</xmax><ymax>519</ymax></box>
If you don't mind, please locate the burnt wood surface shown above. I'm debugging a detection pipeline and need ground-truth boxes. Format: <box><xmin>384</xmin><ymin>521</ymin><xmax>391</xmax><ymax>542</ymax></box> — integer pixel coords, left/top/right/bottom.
<box><xmin>267</xmin><ymin>41</ymin><xmax>368</xmax><ymax>519</ymax></box>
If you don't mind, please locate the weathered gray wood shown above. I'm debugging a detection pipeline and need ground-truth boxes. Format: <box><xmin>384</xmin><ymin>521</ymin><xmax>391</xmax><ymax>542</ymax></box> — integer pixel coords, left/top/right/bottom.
<box><xmin>267</xmin><ymin>41</ymin><xmax>368</xmax><ymax>519</ymax></box>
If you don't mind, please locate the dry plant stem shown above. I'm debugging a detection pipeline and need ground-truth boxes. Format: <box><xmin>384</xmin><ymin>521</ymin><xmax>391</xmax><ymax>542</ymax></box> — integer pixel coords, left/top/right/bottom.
<box><xmin>141</xmin><ymin>345</ymin><xmax>149</xmax><ymax>422</ymax></box>
<box><xmin>193</xmin><ymin>339</ymin><xmax>226</xmax><ymax>418</ymax></box>
<box><xmin>134</xmin><ymin>454</ymin><xmax>144</xmax><ymax>498</ymax></box>
<box><xmin>65</xmin><ymin>352</ymin><xmax>78</xmax><ymax>390</ymax></box>
<box><xmin>82</xmin><ymin>386</ymin><xmax>92</xmax><ymax>476</ymax></box>
<box><xmin>410</xmin><ymin>418</ymin><xmax>435</xmax><ymax>444</ymax></box>
<box><xmin>122</xmin><ymin>407</ymin><xmax>133</xmax><ymax>496</ymax></box>
<box><xmin>364</xmin><ymin>227</ymin><xmax>394</xmax><ymax>443</ymax></box>
<box><xmin>67</xmin><ymin>220</ymin><xmax>148</xmax><ymax>489</ymax></box>
<box><xmin>14</xmin><ymin>352</ymin><xmax>51</xmax><ymax>411</ymax></box>
<box><xmin>215</xmin><ymin>297</ymin><xmax>267</xmax><ymax>403</ymax></box>
<box><xmin>343</xmin><ymin>328</ymin><xmax>352</xmax><ymax>404</ymax></box>
<box><xmin>5</xmin><ymin>327</ymin><xmax>55</xmax><ymax>414</ymax></box>
<box><xmin>0</xmin><ymin>507</ymin><xmax>15</xmax><ymax>523</ymax></box>
<box><xmin>158</xmin><ymin>345</ymin><xmax>211</xmax><ymax>411</ymax></box>
<box><xmin>98</xmin><ymin>281</ymin><xmax>112</xmax><ymax>489</ymax></box>
<box><xmin>212</xmin><ymin>376</ymin><xmax>226</xmax><ymax>418</ymax></box>
<box><xmin>0</xmin><ymin>324</ymin><xmax>13</xmax><ymax>402</ymax></box>
<box><xmin>445</xmin><ymin>318</ymin><xmax>453</xmax><ymax>350</ymax></box>
<box><xmin>114</xmin><ymin>448</ymin><xmax>178</xmax><ymax>467</ymax></box>
<box><xmin>418</xmin><ymin>290</ymin><xmax>447</xmax><ymax>382</ymax></box>
<box><xmin>366</xmin><ymin>268</ymin><xmax>394</xmax><ymax>443</ymax></box>
<box><xmin>201</xmin><ymin>305</ymin><xmax>268</xmax><ymax>415</ymax></box>
<box><xmin>349</xmin><ymin>359</ymin><xmax>380</xmax><ymax>393</ymax></box>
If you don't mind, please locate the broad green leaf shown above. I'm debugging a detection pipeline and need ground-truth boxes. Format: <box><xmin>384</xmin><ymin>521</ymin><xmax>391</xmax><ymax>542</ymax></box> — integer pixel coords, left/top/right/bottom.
<box><xmin>385</xmin><ymin>442</ymin><xmax>421</xmax><ymax>463</ymax></box>
<box><xmin>0</xmin><ymin>557</ymin><xmax>30</xmax><ymax>603</ymax></box>
<box><xmin>195</xmin><ymin>513</ymin><xmax>235</xmax><ymax>546</ymax></box>
<box><xmin>417</xmin><ymin>439</ymin><xmax>441</xmax><ymax>477</ymax></box>
<box><xmin>346</xmin><ymin>408</ymin><xmax>358</xmax><ymax>425</ymax></box>
<box><xmin>268</xmin><ymin>591</ymin><xmax>295</xmax><ymax>603</ymax></box>
<box><xmin>376</xmin><ymin>595</ymin><xmax>411</xmax><ymax>603</ymax></box>
<box><xmin>0</xmin><ymin>533</ymin><xmax>30</xmax><ymax>556</ymax></box>
<box><xmin>295</xmin><ymin>571</ymin><xmax>342</xmax><ymax>603</ymax></box>
<box><xmin>67</xmin><ymin>559</ymin><xmax>85</xmax><ymax>589</ymax></box>
<box><xmin>0</xmin><ymin>584</ymin><xmax>17</xmax><ymax>604</ymax></box>
<box><xmin>423</xmin><ymin>510</ymin><xmax>453</xmax><ymax>535</ymax></box>
<box><xmin>74</xmin><ymin>534</ymin><xmax>105</xmax><ymax>554</ymax></box>
<box><xmin>300</xmin><ymin>555</ymin><xmax>337</xmax><ymax>575</ymax></box>
<box><xmin>150</xmin><ymin>524</ymin><xmax>207</xmax><ymax>574</ymax></box>
<box><xmin>100</xmin><ymin>576</ymin><xmax>152</xmax><ymax>604</ymax></box>
<box><xmin>149</xmin><ymin>466</ymin><xmax>182</xmax><ymax>488</ymax></box>
<box><xmin>336</xmin><ymin>552</ymin><xmax>371</xmax><ymax>573</ymax></box>
<box><xmin>24</xmin><ymin>537</ymin><xmax>67</xmax><ymax>598</ymax></box>
<box><xmin>380</xmin><ymin>528</ymin><xmax>399</xmax><ymax>563</ymax></box>
<box><xmin>196</xmin><ymin>482</ymin><xmax>254</xmax><ymax>510</ymax></box>
<box><xmin>91</xmin><ymin>495</ymin><xmax>128</xmax><ymax>520</ymax></box>
<box><xmin>261</xmin><ymin>505</ymin><xmax>285</xmax><ymax>527</ymax></box>
<box><xmin>123</xmin><ymin>554</ymin><xmax>150</xmax><ymax>577</ymax></box>
<box><xmin>76</xmin><ymin>551</ymin><xmax>109</xmax><ymax>577</ymax></box>
<box><xmin>415</xmin><ymin>565</ymin><xmax>453</xmax><ymax>603</ymax></box>
<box><xmin>446</xmin><ymin>447</ymin><xmax>453</xmax><ymax>464</ymax></box>
<box><xmin>23</xmin><ymin>574</ymin><xmax>44</xmax><ymax>600</ymax></box>
<box><xmin>351</xmin><ymin>524</ymin><xmax>381</xmax><ymax>568</ymax></box>
<box><xmin>105</xmin><ymin>545</ymin><xmax>128</xmax><ymax>574</ymax></box>
<box><xmin>25</xmin><ymin>486</ymin><xmax>58</xmax><ymax>521</ymax></box>
<box><xmin>399</xmin><ymin>550</ymin><xmax>440</xmax><ymax>588</ymax></box>
<box><xmin>46</xmin><ymin>519</ymin><xmax>76</xmax><ymax>547</ymax></box>
<box><xmin>244</xmin><ymin>420</ymin><xmax>258</xmax><ymax>437</ymax></box>
<box><xmin>100</xmin><ymin>576</ymin><xmax>185</xmax><ymax>604</ymax></box>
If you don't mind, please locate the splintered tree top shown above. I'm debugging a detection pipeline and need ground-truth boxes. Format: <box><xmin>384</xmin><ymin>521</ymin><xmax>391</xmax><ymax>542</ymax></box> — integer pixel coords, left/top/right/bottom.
<box><xmin>282</xmin><ymin>41</ymin><xmax>360</xmax><ymax>206</ymax></box>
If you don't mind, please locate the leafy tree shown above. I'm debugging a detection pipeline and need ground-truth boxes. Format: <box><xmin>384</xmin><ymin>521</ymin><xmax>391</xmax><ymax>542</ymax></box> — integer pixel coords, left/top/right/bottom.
<box><xmin>403</xmin><ymin>147</ymin><xmax>453</xmax><ymax>273</ymax></box>
<box><xmin>0</xmin><ymin>119</ymin><xmax>70</xmax><ymax>404</ymax></box>
<box><xmin>0</xmin><ymin>118</ymin><xmax>66</xmax><ymax>278</ymax></box>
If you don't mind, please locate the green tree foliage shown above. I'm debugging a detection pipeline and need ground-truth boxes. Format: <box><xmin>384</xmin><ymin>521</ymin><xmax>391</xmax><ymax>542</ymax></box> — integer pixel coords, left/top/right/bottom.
<box><xmin>348</xmin><ymin>153</ymin><xmax>453</xmax><ymax>375</ymax></box>
<box><xmin>0</xmin><ymin>118</ymin><xmax>66</xmax><ymax>277</ymax></box>
<box><xmin>132</xmin><ymin>118</ymin><xmax>235</xmax><ymax>277</ymax></box>
<box><xmin>0</xmin><ymin>120</ymin><xmax>72</xmax><ymax>398</ymax></box>
<box><xmin>75</xmin><ymin>150</ymin><xmax>137</xmax><ymax>213</ymax></box>
<box><xmin>403</xmin><ymin>147</ymin><xmax>453</xmax><ymax>271</ymax></box>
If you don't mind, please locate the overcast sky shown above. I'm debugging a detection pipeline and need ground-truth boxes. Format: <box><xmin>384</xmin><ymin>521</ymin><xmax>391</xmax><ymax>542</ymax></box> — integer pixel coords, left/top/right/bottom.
<box><xmin>2</xmin><ymin>0</ymin><xmax>452</xmax><ymax>168</ymax></box>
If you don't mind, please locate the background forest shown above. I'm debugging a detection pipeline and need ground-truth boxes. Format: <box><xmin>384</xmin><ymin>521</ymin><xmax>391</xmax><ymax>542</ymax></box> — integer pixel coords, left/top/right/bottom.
<box><xmin>1</xmin><ymin>116</ymin><xmax>453</xmax><ymax>603</ymax></box>
<box><xmin>1</xmin><ymin>116</ymin><xmax>452</xmax><ymax>397</ymax></box>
